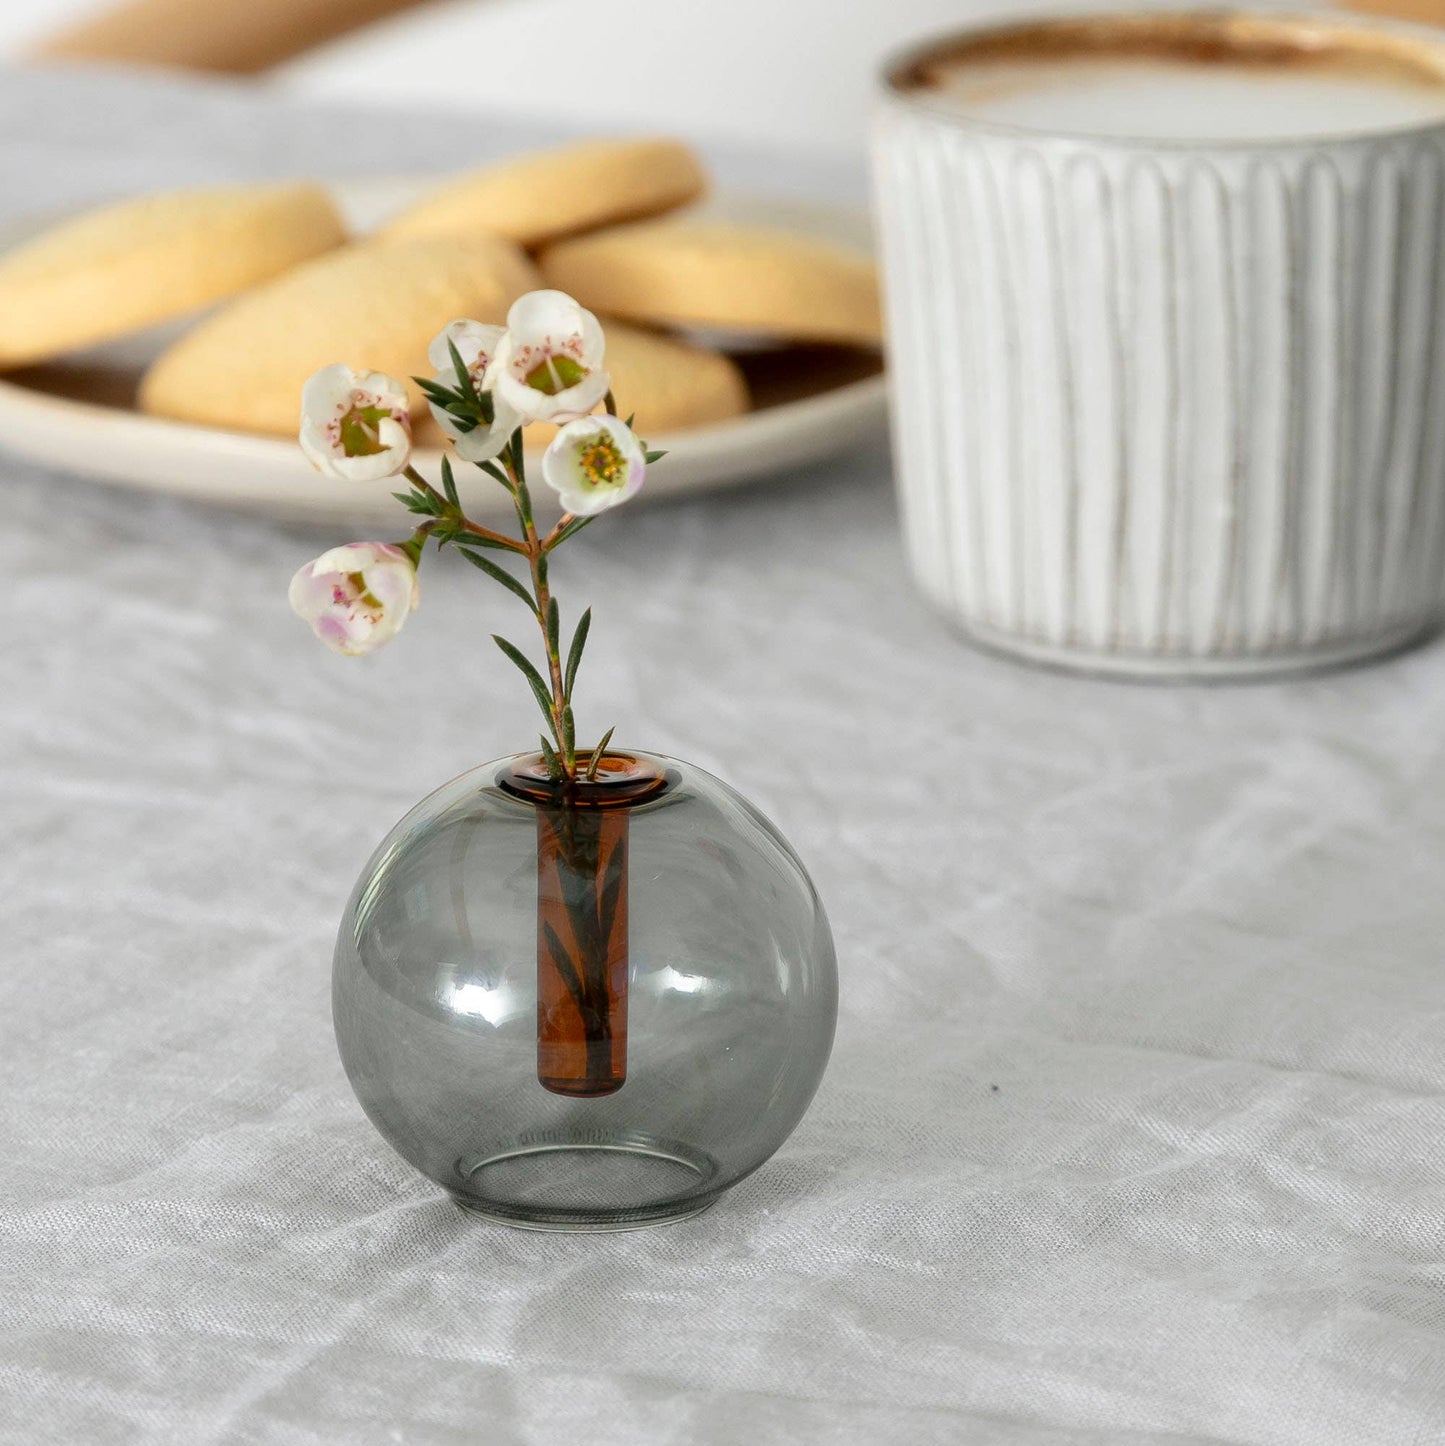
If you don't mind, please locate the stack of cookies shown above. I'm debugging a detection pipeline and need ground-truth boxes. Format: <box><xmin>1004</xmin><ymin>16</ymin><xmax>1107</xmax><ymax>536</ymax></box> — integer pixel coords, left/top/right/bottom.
<box><xmin>0</xmin><ymin>138</ymin><xmax>883</xmax><ymax>446</ymax></box>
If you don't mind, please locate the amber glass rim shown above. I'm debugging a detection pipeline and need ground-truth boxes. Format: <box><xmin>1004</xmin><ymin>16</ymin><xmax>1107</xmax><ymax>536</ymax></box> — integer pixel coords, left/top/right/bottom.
<box><xmin>496</xmin><ymin>750</ymin><xmax>675</xmax><ymax>809</ymax></box>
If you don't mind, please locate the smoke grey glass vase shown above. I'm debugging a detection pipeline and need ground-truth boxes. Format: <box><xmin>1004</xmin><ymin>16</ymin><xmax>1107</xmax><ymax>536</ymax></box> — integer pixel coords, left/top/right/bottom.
<box><xmin>333</xmin><ymin>750</ymin><xmax>837</xmax><ymax>1231</ymax></box>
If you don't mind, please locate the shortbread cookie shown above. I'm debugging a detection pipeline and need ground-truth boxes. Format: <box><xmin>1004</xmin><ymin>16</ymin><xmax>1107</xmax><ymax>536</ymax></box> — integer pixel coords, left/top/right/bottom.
<box><xmin>0</xmin><ymin>183</ymin><xmax>346</xmax><ymax>368</ymax></box>
<box><xmin>418</xmin><ymin>320</ymin><xmax>747</xmax><ymax>451</ymax></box>
<box><xmin>539</xmin><ymin>220</ymin><xmax>882</xmax><ymax>346</ymax></box>
<box><xmin>379</xmin><ymin>139</ymin><xmax>706</xmax><ymax>249</ymax></box>
<box><xmin>140</xmin><ymin>234</ymin><xmax>539</xmax><ymax>436</ymax></box>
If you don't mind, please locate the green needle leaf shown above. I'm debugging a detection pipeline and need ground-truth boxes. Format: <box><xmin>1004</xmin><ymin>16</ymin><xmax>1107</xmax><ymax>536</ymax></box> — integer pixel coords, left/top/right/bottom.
<box><xmin>414</xmin><ymin>375</ymin><xmax>456</xmax><ymax>403</ymax></box>
<box><xmin>546</xmin><ymin>597</ymin><xmax>560</xmax><ymax>659</ymax></box>
<box><xmin>459</xmin><ymin>549</ymin><xmax>540</xmax><ymax>616</ymax></box>
<box><xmin>562</xmin><ymin>705</ymin><xmax>575</xmax><ymax>762</ymax></box>
<box><xmin>564</xmin><ymin>607</ymin><xmax>591</xmax><ymax>698</ymax></box>
<box><xmin>448</xmin><ymin>338</ymin><xmax>482</xmax><ymax>405</ymax></box>
<box><xmin>394</xmin><ymin>489</ymin><xmax>438</xmax><ymax>515</ymax></box>
<box><xmin>539</xmin><ymin>735</ymin><xmax>563</xmax><ymax>781</ymax></box>
<box><xmin>440</xmin><ymin>455</ymin><xmax>459</xmax><ymax>508</ymax></box>
<box><xmin>586</xmin><ymin>725</ymin><xmax>616</xmax><ymax>780</ymax></box>
<box><xmin>493</xmin><ymin>635</ymin><xmax>557</xmax><ymax>730</ymax></box>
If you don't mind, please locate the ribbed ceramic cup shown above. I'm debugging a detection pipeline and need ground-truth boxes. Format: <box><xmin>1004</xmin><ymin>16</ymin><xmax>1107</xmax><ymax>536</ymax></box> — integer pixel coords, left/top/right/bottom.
<box><xmin>873</xmin><ymin>10</ymin><xmax>1445</xmax><ymax>677</ymax></box>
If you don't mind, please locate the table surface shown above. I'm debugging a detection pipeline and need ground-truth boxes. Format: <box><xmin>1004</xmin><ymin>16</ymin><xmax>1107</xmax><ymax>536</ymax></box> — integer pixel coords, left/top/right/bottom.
<box><xmin>6</xmin><ymin>65</ymin><xmax>1445</xmax><ymax>1446</ymax></box>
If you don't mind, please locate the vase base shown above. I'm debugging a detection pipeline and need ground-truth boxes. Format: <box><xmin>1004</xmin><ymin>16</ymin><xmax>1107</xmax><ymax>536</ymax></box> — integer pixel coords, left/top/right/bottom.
<box><xmin>451</xmin><ymin>1135</ymin><xmax>721</xmax><ymax>1232</ymax></box>
<box><xmin>452</xmin><ymin>1193</ymin><xmax>720</xmax><ymax>1233</ymax></box>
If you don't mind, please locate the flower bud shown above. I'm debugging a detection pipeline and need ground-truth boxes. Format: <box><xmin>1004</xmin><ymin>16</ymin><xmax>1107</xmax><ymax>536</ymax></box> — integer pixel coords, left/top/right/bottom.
<box><xmin>288</xmin><ymin>542</ymin><xmax>419</xmax><ymax>656</ymax></box>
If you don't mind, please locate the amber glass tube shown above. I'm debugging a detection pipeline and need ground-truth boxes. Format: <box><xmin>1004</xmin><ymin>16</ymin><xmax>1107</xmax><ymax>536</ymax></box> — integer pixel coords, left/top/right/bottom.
<box><xmin>535</xmin><ymin>803</ymin><xmax>631</xmax><ymax>1096</ymax></box>
<box><xmin>501</xmin><ymin>753</ymin><xmax>671</xmax><ymax>1099</ymax></box>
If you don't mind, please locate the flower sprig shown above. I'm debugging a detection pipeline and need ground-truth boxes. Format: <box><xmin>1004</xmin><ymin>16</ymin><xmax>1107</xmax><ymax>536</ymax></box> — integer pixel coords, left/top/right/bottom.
<box><xmin>288</xmin><ymin>289</ymin><xmax>664</xmax><ymax>784</ymax></box>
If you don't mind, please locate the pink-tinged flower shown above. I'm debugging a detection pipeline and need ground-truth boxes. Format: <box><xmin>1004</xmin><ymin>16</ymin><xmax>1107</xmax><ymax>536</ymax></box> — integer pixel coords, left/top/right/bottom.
<box><xmin>491</xmin><ymin>290</ymin><xmax>609</xmax><ymax>424</ymax></box>
<box><xmin>541</xmin><ymin>414</ymin><xmax>645</xmax><ymax>516</ymax></box>
<box><xmin>426</xmin><ymin>319</ymin><xmax>519</xmax><ymax>464</ymax></box>
<box><xmin>288</xmin><ymin>542</ymin><xmax>419</xmax><ymax>656</ymax></box>
<box><xmin>299</xmin><ymin>365</ymin><xmax>412</xmax><ymax>482</ymax></box>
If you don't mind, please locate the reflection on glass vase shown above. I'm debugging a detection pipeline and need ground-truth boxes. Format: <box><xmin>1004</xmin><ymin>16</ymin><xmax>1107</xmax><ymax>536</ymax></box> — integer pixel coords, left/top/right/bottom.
<box><xmin>333</xmin><ymin>751</ymin><xmax>837</xmax><ymax>1231</ymax></box>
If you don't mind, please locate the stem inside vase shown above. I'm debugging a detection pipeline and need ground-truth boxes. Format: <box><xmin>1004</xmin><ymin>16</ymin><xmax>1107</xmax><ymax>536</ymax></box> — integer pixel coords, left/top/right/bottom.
<box><xmin>535</xmin><ymin>800</ymin><xmax>630</xmax><ymax>1097</ymax></box>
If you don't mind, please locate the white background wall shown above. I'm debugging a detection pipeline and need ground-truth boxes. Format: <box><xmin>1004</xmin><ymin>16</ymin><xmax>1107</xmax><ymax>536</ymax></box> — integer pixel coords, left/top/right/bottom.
<box><xmin>3</xmin><ymin>0</ymin><xmax>1025</xmax><ymax>160</ymax></box>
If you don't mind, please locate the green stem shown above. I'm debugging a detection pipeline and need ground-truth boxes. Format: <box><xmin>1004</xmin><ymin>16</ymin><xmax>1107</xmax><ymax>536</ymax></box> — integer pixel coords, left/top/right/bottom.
<box><xmin>540</xmin><ymin>512</ymin><xmax>577</xmax><ymax>551</ymax></box>
<box><xmin>509</xmin><ymin>459</ymin><xmax>572</xmax><ymax>776</ymax></box>
<box><xmin>395</xmin><ymin>524</ymin><xmax>432</xmax><ymax>566</ymax></box>
<box><xmin>406</xmin><ymin>443</ymin><xmax>587</xmax><ymax>779</ymax></box>
<box><xmin>457</xmin><ymin>519</ymin><xmax>528</xmax><ymax>553</ymax></box>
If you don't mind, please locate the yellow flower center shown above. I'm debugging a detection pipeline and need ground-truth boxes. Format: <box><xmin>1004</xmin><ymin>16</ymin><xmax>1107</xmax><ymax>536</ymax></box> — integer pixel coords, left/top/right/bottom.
<box><xmin>575</xmin><ymin>434</ymin><xmax>626</xmax><ymax>490</ymax></box>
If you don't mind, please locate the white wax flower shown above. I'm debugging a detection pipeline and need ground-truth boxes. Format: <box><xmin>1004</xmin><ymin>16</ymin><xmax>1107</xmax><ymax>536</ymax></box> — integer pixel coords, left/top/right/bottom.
<box><xmin>288</xmin><ymin>542</ymin><xmax>419</xmax><ymax>656</ymax></box>
<box><xmin>426</xmin><ymin>319</ymin><xmax>520</xmax><ymax>463</ymax></box>
<box><xmin>491</xmin><ymin>290</ymin><xmax>609</xmax><ymax>424</ymax></box>
<box><xmin>541</xmin><ymin>414</ymin><xmax>646</xmax><ymax>517</ymax></box>
<box><xmin>299</xmin><ymin>365</ymin><xmax>412</xmax><ymax>482</ymax></box>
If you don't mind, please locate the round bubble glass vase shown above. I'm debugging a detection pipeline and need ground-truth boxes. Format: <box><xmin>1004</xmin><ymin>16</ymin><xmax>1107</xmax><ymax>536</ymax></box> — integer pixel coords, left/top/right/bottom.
<box><xmin>333</xmin><ymin>750</ymin><xmax>838</xmax><ymax>1231</ymax></box>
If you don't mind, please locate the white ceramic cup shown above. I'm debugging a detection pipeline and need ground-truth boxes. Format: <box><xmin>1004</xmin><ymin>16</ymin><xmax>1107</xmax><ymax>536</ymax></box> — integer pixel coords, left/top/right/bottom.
<box><xmin>872</xmin><ymin>10</ymin><xmax>1445</xmax><ymax>677</ymax></box>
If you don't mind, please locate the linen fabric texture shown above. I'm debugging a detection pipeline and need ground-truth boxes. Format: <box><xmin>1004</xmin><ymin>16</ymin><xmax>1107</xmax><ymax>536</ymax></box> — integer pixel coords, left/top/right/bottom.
<box><xmin>3</xmin><ymin>68</ymin><xmax>1445</xmax><ymax>1446</ymax></box>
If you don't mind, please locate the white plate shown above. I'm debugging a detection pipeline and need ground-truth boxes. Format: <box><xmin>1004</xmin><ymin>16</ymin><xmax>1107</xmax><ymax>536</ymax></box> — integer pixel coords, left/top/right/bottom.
<box><xmin>0</xmin><ymin>180</ymin><xmax>886</xmax><ymax>524</ymax></box>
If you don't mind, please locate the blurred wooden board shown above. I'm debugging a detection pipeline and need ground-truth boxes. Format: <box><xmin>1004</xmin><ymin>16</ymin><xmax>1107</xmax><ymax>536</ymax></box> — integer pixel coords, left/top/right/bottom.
<box><xmin>32</xmin><ymin>0</ymin><xmax>438</xmax><ymax>74</ymax></box>
<box><xmin>1345</xmin><ymin>0</ymin><xmax>1445</xmax><ymax>24</ymax></box>
<box><xmin>33</xmin><ymin>0</ymin><xmax>1445</xmax><ymax>79</ymax></box>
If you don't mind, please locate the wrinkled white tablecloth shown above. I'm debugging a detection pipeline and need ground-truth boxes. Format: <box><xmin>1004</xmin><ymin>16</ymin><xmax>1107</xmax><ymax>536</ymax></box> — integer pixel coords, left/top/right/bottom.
<box><xmin>6</xmin><ymin>66</ymin><xmax>1445</xmax><ymax>1446</ymax></box>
